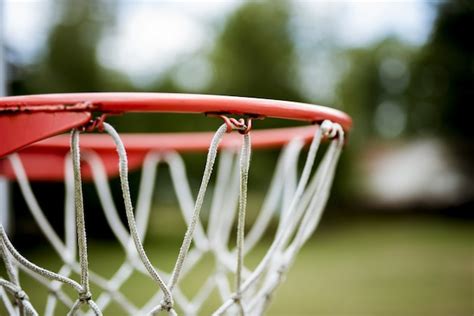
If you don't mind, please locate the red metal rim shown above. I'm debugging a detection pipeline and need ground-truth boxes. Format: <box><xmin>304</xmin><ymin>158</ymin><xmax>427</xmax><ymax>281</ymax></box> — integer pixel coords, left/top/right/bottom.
<box><xmin>0</xmin><ymin>93</ymin><xmax>352</xmax><ymax>129</ymax></box>
<box><xmin>0</xmin><ymin>93</ymin><xmax>352</xmax><ymax>158</ymax></box>
<box><xmin>0</xmin><ymin>112</ymin><xmax>91</xmax><ymax>158</ymax></box>
<box><xmin>0</xmin><ymin>126</ymin><xmax>319</xmax><ymax>181</ymax></box>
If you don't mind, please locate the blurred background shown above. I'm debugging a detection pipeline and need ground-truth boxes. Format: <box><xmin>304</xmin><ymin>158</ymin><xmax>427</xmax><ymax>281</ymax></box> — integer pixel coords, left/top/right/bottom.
<box><xmin>1</xmin><ymin>0</ymin><xmax>473</xmax><ymax>315</ymax></box>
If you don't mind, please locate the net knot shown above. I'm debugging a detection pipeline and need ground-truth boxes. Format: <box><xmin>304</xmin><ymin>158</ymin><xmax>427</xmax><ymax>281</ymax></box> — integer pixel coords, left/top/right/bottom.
<box><xmin>232</xmin><ymin>293</ymin><xmax>242</xmax><ymax>303</ymax></box>
<box><xmin>79</xmin><ymin>291</ymin><xmax>92</xmax><ymax>302</ymax></box>
<box><xmin>159</xmin><ymin>298</ymin><xmax>174</xmax><ymax>312</ymax></box>
<box><xmin>277</xmin><ymin>264</ymin><xmax>288</xmax><ymax>275</ymax></box>
<box><xmin>15</xmin><ymin>290</ymin><xmax>28</xmax><ymax>300</ymax></box>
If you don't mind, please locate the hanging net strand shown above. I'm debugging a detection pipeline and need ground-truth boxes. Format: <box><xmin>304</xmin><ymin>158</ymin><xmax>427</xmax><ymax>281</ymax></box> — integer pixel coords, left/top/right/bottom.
<box><xmin>69</xmin><ymin>129</ymin><xmax>102</xmax><ymax>315</ymax></box>
<box><xmin>101</xmin><ymin>122</ymin><xmax>175</xmax><ymax>313</ymax></box>
<box><xmin>167</xmin><ymin>124</ymin><xmax>228</xmax><ymax>292</ymax></box>
<box><xmin>213</xmin><ymin>120</ymin><xmax>345</xmax><ymax>315</ymax></box>
<box><xmin>247</xmin><ymin>124</ymin><xmax>345</xmax><ymax>314</ymax></box>
<box><xmin>234</xmin><ymin>132</ymin><xmax>251</xmax><ymax>315</ymax></box>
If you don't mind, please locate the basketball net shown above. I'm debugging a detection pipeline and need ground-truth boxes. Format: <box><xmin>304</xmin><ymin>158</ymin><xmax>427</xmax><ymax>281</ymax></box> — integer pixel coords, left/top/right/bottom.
<box><xmin>0</xmin><ymin>119</ymin><xmax>344</xmax><ymax>315</ymax></box>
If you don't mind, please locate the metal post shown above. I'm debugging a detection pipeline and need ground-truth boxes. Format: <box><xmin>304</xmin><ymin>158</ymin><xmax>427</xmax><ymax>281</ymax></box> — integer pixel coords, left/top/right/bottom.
<box><xmin>0</xmin><ymin>0</ymin><xmax>11</xmax><ymax>234</ymax></box>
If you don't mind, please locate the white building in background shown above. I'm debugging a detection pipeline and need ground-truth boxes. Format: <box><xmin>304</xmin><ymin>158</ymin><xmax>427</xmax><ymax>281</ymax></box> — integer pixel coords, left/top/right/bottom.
<box><xmin>362</xmin><ymin>139</ymin><xmax>472</xmax><ymax>209</ymax></box>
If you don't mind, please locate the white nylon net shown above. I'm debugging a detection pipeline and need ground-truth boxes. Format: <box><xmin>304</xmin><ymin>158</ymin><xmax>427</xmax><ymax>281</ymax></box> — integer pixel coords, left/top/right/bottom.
<box><xmin>0</xmin><ymin>120</ymin><xmax>344</xmax><ymax>315</ymax></box>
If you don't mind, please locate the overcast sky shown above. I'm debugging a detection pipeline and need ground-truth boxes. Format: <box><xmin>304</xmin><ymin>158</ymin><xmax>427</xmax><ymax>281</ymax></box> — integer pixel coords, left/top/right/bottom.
<box><xmin>3</xmin><ymin>0</ymin><xmax>436</xmax><ymax>88</ymax></box>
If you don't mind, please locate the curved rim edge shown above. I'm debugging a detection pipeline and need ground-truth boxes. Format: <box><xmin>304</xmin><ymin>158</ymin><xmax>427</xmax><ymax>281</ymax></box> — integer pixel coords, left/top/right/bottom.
<box><xmin>0</xmin><ymin>92</ymin><xmax>352</xmax><ymax>131</ymax></box>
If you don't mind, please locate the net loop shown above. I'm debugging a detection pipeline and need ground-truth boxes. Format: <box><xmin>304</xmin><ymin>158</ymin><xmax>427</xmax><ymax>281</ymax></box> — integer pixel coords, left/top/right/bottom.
<box><xmin>320</xmin><ymin>119</ymin><xmax>344</xmax><ymax>139</ymax></box>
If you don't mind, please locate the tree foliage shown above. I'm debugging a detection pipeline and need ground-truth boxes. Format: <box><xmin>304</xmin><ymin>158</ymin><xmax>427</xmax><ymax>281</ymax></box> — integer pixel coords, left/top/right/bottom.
<box><xmin>339</xmin><ymin>1</ymin><xmax>473</xmax><ymax>142</ymax></box>
<box><xmin>338</xmin><ymin>38</ymin><xmax>415</xmax><ymax>144</ymax></box>
<box><xmin>205</xmin><ymin>0</ymin><xmax>301</xmax><ymax>102</ymax></box>
<box><xmin>408</xmin><ymin>0</ymin><xmax>474</xmax><ymax>138</ymax></box>
<box><xmin>11</xmin><ymin>0</ymin><xmax>128</xmax><ymax>95</ymax></box>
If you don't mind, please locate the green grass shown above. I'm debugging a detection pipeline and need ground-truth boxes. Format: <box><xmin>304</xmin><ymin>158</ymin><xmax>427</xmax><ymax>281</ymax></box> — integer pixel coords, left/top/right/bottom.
<box><xmin>2</xmin><ymin>216</ymin><xmax>473</xmax><ymax>315</ymax></box>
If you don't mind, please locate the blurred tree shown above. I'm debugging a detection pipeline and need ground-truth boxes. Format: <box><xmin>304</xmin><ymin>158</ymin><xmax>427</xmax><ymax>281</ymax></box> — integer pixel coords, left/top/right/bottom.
<box><xmin>407</xmin><ymin>0</ymin><xmax>474</xmax><ymax>211</ymax></box>
<box><xmin>116</xmin><ymin>0</ymin><xmax>307</xmax><ymax>187</ymax></box>
<box><xmin>152</xmin><ymin>0</ymin><xmax>303</xmax><ymax>132</ymax></box>
<box><xmin>7</xmin><ymin>0</ymin><xmax>309</xmax><ymax>240</ymax></box>
<box><xmin>332</xmin><ymin>39</ymin><xmax>415</xmax><ymax>204</ymax></box>
<box><xmin>205</xmin><ymin>0</ymin><xmax>301</xmax><ymax>103</ymax></box>
<box><xmin>339</xmin><ymin>1</ymin><xmax>473</xmax><ymax>143</ymax></box>
<box><xmin>8</xmin><ymin>0</ymin><xmax>132</xmax><ymax>241</ymax></box>
<box><xmin>336</xmin><ymin>1</ymin><xmax>474</xmax><ymax>211</ymax></box>
<box><xmin>408</xmin><ymin>0</ymin><xmax>474</xmax><ymax>139</ymax></box>
<box><xmin>10</xmin><ymin>0</ymin><xmax>129</xmax><ymax>95</ymax></box>
<box><xmin>338</xmin><ymin>38</ymin><xmax>415</xmax><ymax>145</ymax></box>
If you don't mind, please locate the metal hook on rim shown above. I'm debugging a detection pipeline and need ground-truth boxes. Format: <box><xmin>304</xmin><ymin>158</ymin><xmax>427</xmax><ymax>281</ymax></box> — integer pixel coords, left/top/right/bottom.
<box><xmin>215</xmin><ymin>114</ymin><xmax>263</xmax><ymax>134</ymax></box>
<box><xmin>83</xmin><ymin>114</ymin><xmax>108</xmax><ymax>132</ymax></box>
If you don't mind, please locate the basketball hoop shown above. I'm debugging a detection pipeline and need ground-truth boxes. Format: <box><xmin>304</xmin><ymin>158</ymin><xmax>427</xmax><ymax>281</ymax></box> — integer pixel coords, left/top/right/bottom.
<box><xmin>0</xmin><ymin>93</ymin><xmax>351</xmax><ymax>315</ymax></box>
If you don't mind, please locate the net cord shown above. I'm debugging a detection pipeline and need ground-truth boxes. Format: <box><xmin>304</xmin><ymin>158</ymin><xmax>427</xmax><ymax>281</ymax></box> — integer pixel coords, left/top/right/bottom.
<box><xmin>210</xmin><ymin>152</ymin><xmax>241</xmax><ymax>266</ymax></box>
<box><xmin>1</xmin><ymin>119</ymin><xmax>344</xmax><ymax>316</ymax></box>
<box><xmin>71</xmin><ymin>151</ymin><xmax>150</xmax><ymax>314</ymax></box>
<box><xmin>0</xmin><ymin>278</ymin><xmax>37</xmax><ymax>315</ymax></box>
<box><xmin>213</xmin><ymin>120</ymin><xmax>343</xmax><ymax>315</ymax></box>
<box><xmin>248</xmin><ymin>129</ymin><xmax>344</xmax><ymax>313</ymax></box>
<box><xmin>7</xmin><ymin>154</ymin><xmax>71</xmax><ymax>262</ymax></box>
<box><xmin>207</xmin><ymin>149</ymin><xmax>235</xmax><ymax>243</ymax></box>
<box><xmin>6</xmin><ymin>154</ymin><xmax>97</xmax><ymax>313</ymax></box>
<box><xmin>101</xmin><ymin>122</ymin><xmax>240</xmax><ymax>314</ymax></box>
<box><xmin>240</xmin><ymin>138</ymin><xmax>304</xmax><ymax>255</ymax></box>
<box><xmin>149</xmin><ymin>124</ymin><xmax>228</xmax><ymax>314</ymax></box>
<box><xmin>70</xmin><ymin>129</ymin><xmax>102</xmax><ymax>315</ymax></box>
<box><xmin>45</xmin><ymin>155</ymin><xmax>76</xmax><ymax>315</ymax></box>
<box><xmin>0</xmin><ymin>286</ymin><xmax>17</xmax><ymax>315</ymax></box>
<box><xmin>101</xmin><ymin>122</ymin><xmax>175</xmax><ymax>314</ymax></box>
<box><xmin>0</xmin><ymin>143</ymin><xmax>138</xmax><ymax>313</ymax></box>
<box><xmin>234</xmin><ymin>133</ymin><xmax>251</xmax><ymax>315</ymax></box>
<box><xmin>84</xmin><ymin>151</ymin><xmax>160</xmax><ymax>314</ymax></box>
<box><xmin>0</xmin><ymin>229</ymin><xmax>38</xmax><ymax>315</ymax></box>
<box><xmin>212</xmin><ymin>125</ymin><xmax>324</xmax><ymax>315</ymax></box>
<box><xmin>5</xmin><ymin>153</ymin><xmax>137</xmax><ymax>314</ymax></box>
<box><xmin>86</xmin><ymin>150</ymin><xmax>205</xmax><ymax>314</ymax></box>
<box><xmin>167</xmin><ymin>124</ymin><xmax>228</xmax><ymax>292</ymax></box>
<box><xmin>85</xmin><ymin>149</ymin><xmax>225</xmax><ymax>314</ymax></box>
<box><xmin>1</xmin><ymin>123</ymin><xmax>241</xmax><ymax>314</ymax></box>
<box><xmin>18</xmin><ymin>264</ymin><xmax>75</xmax><ymax>309</ymax></box>
<box><xmin>0</xmin><ymin>221</ymin><xmax>83</xmax><ymax>294</ymax></box>
<box><xmin>165</xmin><ymin>152</ymin><xmax>209</xmax><ymax>252</ymax></box>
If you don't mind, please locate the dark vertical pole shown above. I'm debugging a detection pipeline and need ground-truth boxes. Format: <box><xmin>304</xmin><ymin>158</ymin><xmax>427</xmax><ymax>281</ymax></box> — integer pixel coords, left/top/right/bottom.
<box><xmin>0</xmin><ymin>0</ymin><xmax>11</xmax><ymax>234</ymax></box>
